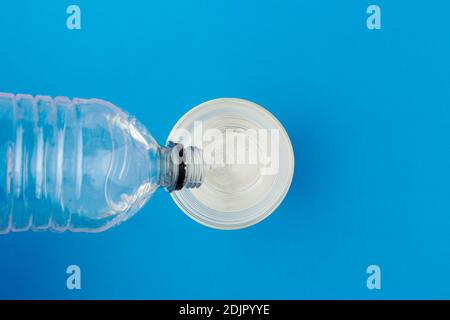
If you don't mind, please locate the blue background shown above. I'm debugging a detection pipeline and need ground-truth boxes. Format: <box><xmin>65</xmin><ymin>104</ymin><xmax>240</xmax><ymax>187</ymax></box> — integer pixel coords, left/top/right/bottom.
<box><xmin>0</xmin><ymin>0</ymin><xmax>449</xmax><ymax>299</ymax></box>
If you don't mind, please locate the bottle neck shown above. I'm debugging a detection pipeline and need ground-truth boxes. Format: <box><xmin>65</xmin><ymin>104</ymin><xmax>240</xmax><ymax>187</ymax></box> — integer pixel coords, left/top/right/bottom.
<box><xmin>159</xmin><ymin>142</ymin><xmax>205</xmax><ymax>192</ymax></box>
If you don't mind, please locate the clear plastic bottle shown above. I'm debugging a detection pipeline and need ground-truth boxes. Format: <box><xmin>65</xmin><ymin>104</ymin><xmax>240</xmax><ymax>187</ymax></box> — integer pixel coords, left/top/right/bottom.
<box><xmin>0</xmin><ymin>93</ymin><xmax>203</xmax><ymax>233</ymax></box>
<box><xmin>0</xmin><ymin>93</ymin><xmax>294</xmax><ymax>233</ymax></box>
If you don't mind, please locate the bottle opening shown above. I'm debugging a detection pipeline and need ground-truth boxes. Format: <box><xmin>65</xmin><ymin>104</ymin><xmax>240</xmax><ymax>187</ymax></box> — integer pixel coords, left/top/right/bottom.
<box><xmin>161</xmin><ymin>143</ymin><xmax>204</xmax><ymax>193</ymax></box>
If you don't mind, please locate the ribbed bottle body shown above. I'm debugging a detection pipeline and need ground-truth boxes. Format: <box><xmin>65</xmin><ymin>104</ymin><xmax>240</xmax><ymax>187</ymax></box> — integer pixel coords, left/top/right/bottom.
<box><xmin>0</xmin><ymin>93</ymin><xmax>160</xmax><ymax>233</ymax></box>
